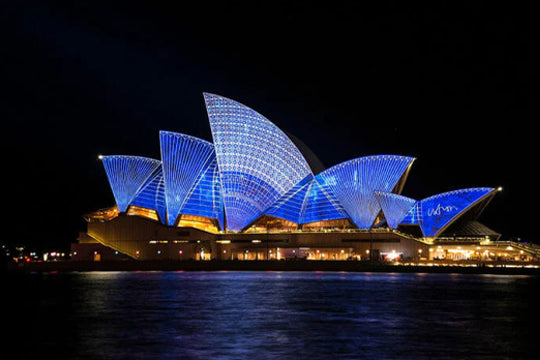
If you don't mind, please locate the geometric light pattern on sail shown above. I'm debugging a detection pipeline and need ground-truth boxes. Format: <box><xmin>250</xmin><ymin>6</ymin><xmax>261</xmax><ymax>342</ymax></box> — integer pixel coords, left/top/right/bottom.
<box><xmin>100</xmin><ymin>155</ymin><xmax>161</xmax><ymax>212</ymax></box>
<box><xmin>180</xmin><ymin>155</ymin><xmax>224</xmax><ymax>229</ymax></box>
<box><xmin>160</xmin><ymin>131</ymin><xmax>215</xmax><ymax>226</ymax></box>
<box><xmin>401</xmin><ymin>187</ymin><xmax>495</xmax><ymax>238</ymax></box>
<box><xmin>375</xmin><ymin>191</ymin><xmax>416</xmax><ymax>229</ymax></box>
<box><xmin>299</xmin><ymin>175</ymin><xmax>349</xmax><ymax>224</ymax></box>
<box><xmin>265</xmin><ymin>174</ymin><xmax>313</xmax><ymax>223</ymax></box>
<box><xmin>318</xmin><ymin>155</ymin><xmax>415</xmax><ymax>229</ymax></box>
<box><xmin>401</xmin><ymin>202</ymin><xmax>423</xmax><ymax>227</ymax></box>
<box><xmin>204</xmin><ymin>92</ymin><xmax>313</xmax><ymax>231</ymax></box>
<box><xmin>130</xmin><ymin>166</ymin><xmax>167</xmax><ymax>224</ymax></box>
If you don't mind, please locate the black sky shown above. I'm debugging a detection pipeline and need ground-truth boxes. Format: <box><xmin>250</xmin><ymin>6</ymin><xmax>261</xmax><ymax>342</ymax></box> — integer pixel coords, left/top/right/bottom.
<box><xmin>1</xmin><ymin>1</ymin><xmax>538</xmax><ymax>250</ymax></box>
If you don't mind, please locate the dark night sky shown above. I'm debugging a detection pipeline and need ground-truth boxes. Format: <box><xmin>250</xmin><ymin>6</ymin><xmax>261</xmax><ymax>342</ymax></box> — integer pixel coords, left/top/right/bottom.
<box><xmin>1</xmin><ymin>1</ymin><xmax>538</xmax><ymax>251</ymax></box>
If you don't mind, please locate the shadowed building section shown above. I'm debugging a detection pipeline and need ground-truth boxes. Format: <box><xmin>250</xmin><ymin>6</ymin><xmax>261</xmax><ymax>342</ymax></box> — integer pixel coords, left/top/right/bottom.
<box><xmin>285</xmin><ymin>131</ymin><xmax>326</xmax><ymax>175</ymax></box>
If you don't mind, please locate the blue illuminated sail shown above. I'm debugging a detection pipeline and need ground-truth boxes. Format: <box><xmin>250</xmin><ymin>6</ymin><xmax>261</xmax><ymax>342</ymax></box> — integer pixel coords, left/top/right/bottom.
<box><xmin>160</xmin><ymin>131</ymin><xmax>215</xmax><ymax>226</ymax></box>
<box><xmin>318</xmin><ymin>155</ymin><xmax>415</xmax><ymax>229</ymax></box>
<box><xmin>130</xmin><ymin>166</ymin><xmax>167</xmax><ymax>223</ymax></box>
<box><xmin>401</xmin><ymin>188</ymin><xmax>496</xmax><ymax>237</ymax></box>
<box><xmin>101</xmin><ymin>155</ymin><xmax>161</xmax><ymax>212</ymax></box>
<box><xmin>375</xmin><ymin>191</ymin><xmax>416</xmax><ymax>229</ymax></box>
<box><xmin>180</xmin><ymin>156</ymin><xmax>224</xmax><ymax>229</ymax></box>
<box><xmin>204</xmin><ymin>93</ymin><xmax>313</xmax><ymax>231</ymax></box>
<box><xmin>265</xmin><ymin>174</ymin><xmax>313</xmax><ymax>223</ymax></box>
<box><xmin>299</xmin><ymin>176</ymin><xmax>348</xmax><ymax>224</ymax></box>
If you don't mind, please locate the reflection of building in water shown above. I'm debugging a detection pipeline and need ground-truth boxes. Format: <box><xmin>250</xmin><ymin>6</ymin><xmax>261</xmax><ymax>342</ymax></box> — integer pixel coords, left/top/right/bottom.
<box><xmin>73</xmin><ymin>93</ymin><xmax>521</xmax><ymax>262</ymax></box>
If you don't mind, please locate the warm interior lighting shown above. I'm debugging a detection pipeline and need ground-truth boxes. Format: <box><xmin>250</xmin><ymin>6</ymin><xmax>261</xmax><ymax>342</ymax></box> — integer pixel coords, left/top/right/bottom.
<box><xmin>84</xmin><ymin>206</ymin><xmax>119</xmax><ymax>222</ymax></box>
<box><xmin>127</xmin><ymin>206</ymin><xmax>159</xmax><ymax>221</ymax></box>
<box><xmin>178</xmin><ymin>214</ymin><xmax>219</xmax><ymax>233</ymax></box>
<box><xmin>302</xmin><ymin>218</ymin><xmax>355</xmax><ymax>231</ymax></box>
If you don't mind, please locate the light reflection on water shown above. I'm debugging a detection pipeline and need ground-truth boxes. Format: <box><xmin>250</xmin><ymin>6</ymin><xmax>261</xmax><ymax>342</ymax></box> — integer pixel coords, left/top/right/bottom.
<box><xmin>6</xmin><ymin>271</ymin><xmax>539</xmax><ymax>359</ymax></box>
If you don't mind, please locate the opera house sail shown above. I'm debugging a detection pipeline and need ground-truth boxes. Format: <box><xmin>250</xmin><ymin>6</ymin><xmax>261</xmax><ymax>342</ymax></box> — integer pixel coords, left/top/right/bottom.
<box><xmin>76</xmin><ymin>93</ymin><xmax>503</xmax><ymax>262</ymax></box>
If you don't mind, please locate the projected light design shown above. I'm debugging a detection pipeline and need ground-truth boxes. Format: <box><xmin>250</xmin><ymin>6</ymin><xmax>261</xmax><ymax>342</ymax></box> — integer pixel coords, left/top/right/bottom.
<box><xmin>401</xmin><ymin>188</ymin><xmax>496</xmax><ymax>237</ymax></box>
<box><xmin>318</xmin><ymin>155</ymin><xmax>415</xmax><ymax>229</ymax></box>
<box><xmin>160</xmin><ymin>131</ymin><xmax>215</xmax><ymax>226</ymax></box>
<box><xmin>100</xmin><ymin>155</ymin><xmax>161</xmax><ymax>212</ymax></box>
<box><xmin>265</xmin><ymin>174</ymin><xmax>314</xmax><ymax>223</ymax></box>
<box><xmin>375</xmin><ymin>191</ymin><xmax>416</xmax><ymax>229</ymax></box>
<box><xmin>300</xmin><ymin>176</ymin><xmax>349</xmax><ymax>224</ymax></box>
<box><xmin>204</xmin><ymin>92</ymin><xmax>312</xmax><ymax>231</ymax></box>
<box><xmin>180</xmin><ymin>156</ymin><xmax>224</xmax><ymax>229</ymax></box>
<box><xmin>130</xmin><ymin>166</ymin><xmax>167</xmax><ymax>223</ymax></box>
<box><xmin>96</xmin><ymin>92</ymin><xmax>498</xmax><ymax>239</ymax></box>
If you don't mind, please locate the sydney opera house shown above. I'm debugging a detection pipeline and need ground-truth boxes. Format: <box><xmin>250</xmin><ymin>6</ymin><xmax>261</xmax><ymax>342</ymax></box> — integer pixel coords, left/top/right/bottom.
<box><xmin>73</xmin><ymin>93</ymin><xmax>507</xmax><ymax>262</ymax></box>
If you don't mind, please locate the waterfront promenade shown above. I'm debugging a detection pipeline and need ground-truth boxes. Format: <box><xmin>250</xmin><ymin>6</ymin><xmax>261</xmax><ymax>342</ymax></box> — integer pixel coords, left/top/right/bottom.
<box><xmin>6</xmin><ymin>259</ymin><xmax>540</xmax><ymax>275</ymax></box>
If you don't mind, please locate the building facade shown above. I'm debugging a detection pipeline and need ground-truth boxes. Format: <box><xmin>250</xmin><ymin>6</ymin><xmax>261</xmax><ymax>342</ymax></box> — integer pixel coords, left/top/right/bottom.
<box><xmin>73</xmin><ymin>93</ymin><xmax>505</xmax><ymax>262</ymax></box>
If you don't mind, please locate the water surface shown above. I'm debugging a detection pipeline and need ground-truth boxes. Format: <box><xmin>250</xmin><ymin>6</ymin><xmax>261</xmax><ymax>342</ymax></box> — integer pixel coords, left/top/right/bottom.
<box><xmin>6</xmin><ymin>271</ymin><xmax>539</xmax><ymax>359</ymax></box>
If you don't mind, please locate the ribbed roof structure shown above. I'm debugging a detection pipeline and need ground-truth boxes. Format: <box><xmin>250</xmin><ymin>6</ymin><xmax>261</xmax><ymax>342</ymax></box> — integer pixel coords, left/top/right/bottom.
<box><xmin>204</xmin><ymin>93</ymin><xmax>313</xmax><ymax>231</ymax></box>
<box><xmin>130</xmin><ymin>166</ymin><xmax>167</xmax><ymax>223</ymax></box>
<box><xmin>375</xmin><ymin>192</ymin><xmax>417</xmax><ymax>229</ymax></box>
<box><xmin>160</xmin><ymin>131</ymin><xmax>215</xmax><ymax>225</ymax></box>
<box><xmin>318</xmin><ymin>155</ymin><xmax>415</xmax><ymax>229</ymax></box>
<box><xmin>401</xmin><ymin>188</ymin><xmax>497</xmax><ymax>238</ymax></box>
<box><xmin>101</xmin><ymin>155</ymin><xmax>161</xmax><ymax>212</ymax></box>
<box><xmin>97</xmin><ymin>93</ymin><xmax>498</xmax><ymax>238</ymax></box>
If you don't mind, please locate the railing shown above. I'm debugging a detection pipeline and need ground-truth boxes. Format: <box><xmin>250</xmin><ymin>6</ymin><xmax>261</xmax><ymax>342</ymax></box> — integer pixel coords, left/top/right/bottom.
<box><xmin>491</xmin><ymin>240</ymin><xmax>540</xmax><ymax>258</ymax></box>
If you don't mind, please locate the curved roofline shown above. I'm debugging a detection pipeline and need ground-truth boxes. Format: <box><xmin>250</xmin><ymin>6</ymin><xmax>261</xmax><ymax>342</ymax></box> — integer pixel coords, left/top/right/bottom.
<box><xmin>425</xmin><ymin>187</ymin><xmax>498</xmax><ymax>239</ymax></box>
<box><xmin>99</xmin><ymin>155</ymin><xmax>161</xmax><ymax>162</ymax></box>
<box><xmin>159</xmin><ymin>130</ymin><xmax>216</xmax><ymax>225</ymax></box>
<box><xmin>202</xmin><ymin>93</ymin><xmax>312</xmax><ymax>169</ymax></box>
<box><xmin>159</xmin><ymin>130</ymin><xmax>214</xmax><ymax>147</ymax></box>
<box><xmin>393</xmin><ymin>159</ymin><xmax>415</xmax><ymax>194</ymax></box>
<box><xmin>100</xmin><ymin>155</ymin><xmax>162</xmax><ymax>212</ymax></box>
<box><xmin>284</xmin><ymin>131</ymin><xmax>326</xmax><ymax>175</ymax></box>
<box><xmin>321</xmin><ymin>154</ymin><xmax>416</xmax><ymax>175</ymax></box>
<box><xmin>202</xmin><ymin>92</ymin><xmax>313</xmax><ymax>231</ymax></box>
<box><xmin>421</xmin><ymin>187</ymin><xmax>495</xmax><ymax>203</ymax></box>
<box><xmin>316</xmin><ymin>155</ymin><xmax>415</xmax><ymax>229</ymax></box>
<box><xmin>374</xmin><ymin>191</ymin><xmax>417</xmax><ymax>229</ymax></box>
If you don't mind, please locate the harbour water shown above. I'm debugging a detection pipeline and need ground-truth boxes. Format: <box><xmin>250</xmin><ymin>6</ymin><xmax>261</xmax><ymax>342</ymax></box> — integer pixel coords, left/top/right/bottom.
<box><xmin>6</xmin><ymin>271</ymin><xmax>539</xmax><ymax>359</ymax></box>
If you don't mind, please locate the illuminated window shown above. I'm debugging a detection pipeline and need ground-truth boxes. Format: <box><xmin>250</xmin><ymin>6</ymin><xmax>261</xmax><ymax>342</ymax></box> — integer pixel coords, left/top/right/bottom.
<box><xmin>127</xmin><ymin>205</ymin><xmax>159</xmax><ymax>222</ymax></box>
<box><xmin>84</xmin><ymin>206</ymin><xmax>119</xmax><ymax>222</ymax></box>
<box><xmin>177</xmin><ymin>214</ymin><xmax>219</xmax><ymax>233</ymax></box>
<box><xmin>302</xmin><ymin>218</ymin><xmax>354</xmax><ymax>231</ymax></box>
<box><xmin>245</xmin><ymin>215</ymin><xmax>298</xmax><ymax>233</ymax></box>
